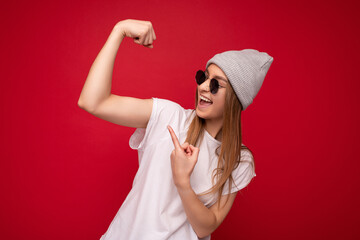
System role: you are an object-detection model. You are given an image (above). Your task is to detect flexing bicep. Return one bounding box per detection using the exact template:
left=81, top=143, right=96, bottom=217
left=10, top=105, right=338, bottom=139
left=88, top=94, right=153, bottom=128
left=209, top=192, right=238, bottom=230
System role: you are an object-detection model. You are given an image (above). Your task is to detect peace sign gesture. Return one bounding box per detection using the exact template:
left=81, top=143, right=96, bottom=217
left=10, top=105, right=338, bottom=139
left=167, top=125, right=200, bottom=188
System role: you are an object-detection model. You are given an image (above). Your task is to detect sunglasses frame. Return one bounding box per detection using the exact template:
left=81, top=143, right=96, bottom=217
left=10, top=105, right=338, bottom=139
left=195, top=70, right=225, bottom=94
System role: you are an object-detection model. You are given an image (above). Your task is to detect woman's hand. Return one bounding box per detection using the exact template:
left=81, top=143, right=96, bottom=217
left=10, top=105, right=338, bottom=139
left=167, top=125, right=200, bottom=188
left=115, top=19, right=156, bottom=48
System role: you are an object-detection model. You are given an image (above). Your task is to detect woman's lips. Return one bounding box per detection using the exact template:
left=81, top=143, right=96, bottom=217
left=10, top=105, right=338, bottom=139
left=198, top=99, right=213, bottom=108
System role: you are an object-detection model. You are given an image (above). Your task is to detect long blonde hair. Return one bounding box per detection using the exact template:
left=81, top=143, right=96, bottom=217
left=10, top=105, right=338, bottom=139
left=185, top=79, right=255, bottom=209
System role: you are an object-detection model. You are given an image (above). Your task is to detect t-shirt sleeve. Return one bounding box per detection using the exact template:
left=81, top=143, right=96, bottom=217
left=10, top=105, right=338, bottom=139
left=222, top=150, right=257, bottom=195
left=129, top=98, right=184, bottom=151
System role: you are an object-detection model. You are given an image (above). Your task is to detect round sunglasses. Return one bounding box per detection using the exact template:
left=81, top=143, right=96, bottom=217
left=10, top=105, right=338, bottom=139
left=195, top=70, right=226, bottom=94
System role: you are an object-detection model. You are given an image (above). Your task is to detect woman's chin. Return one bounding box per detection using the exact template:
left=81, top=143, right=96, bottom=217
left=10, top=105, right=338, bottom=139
left=195, top=107, right=209, bottom=119
left=196, top=107, right=224, bottom=123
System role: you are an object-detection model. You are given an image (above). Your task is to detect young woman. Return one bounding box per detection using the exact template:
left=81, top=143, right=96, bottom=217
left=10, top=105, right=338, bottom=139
left=78, top=19, right=273, bottom=240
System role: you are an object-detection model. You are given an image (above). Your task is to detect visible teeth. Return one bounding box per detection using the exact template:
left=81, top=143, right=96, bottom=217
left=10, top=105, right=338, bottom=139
left=200, top=96, right=212, bottom=103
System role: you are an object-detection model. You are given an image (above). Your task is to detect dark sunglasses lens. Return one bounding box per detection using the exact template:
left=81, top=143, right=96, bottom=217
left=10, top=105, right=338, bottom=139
left=210, top=79, right=219, bottom=94
left=195, top=70, right=205, bottom=85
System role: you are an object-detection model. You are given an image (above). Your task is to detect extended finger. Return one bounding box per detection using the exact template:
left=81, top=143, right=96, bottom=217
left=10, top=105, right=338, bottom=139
left=167, top=125, right=181, bottom=150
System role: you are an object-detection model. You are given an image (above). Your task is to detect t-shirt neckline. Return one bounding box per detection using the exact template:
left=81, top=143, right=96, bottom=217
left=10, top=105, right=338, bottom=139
left=204, top=129, right=221, bottom=145
left=203, top=129, right=246, bottom=147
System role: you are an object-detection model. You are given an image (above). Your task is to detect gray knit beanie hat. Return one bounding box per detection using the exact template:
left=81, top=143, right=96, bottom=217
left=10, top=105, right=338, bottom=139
left=206, top=49, right=274, bottom=111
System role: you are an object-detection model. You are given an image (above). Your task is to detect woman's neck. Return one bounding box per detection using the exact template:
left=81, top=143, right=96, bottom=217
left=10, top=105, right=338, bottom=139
left=215, top=128, right=223, bottom=141
left=204, top=119, right=223, bottom=141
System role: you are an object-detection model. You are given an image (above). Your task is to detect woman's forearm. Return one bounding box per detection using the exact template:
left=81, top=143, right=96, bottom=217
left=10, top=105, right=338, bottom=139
left=167, top=126, right=216, bottom=238
left=78, top=23, right=125, bottom=112
left=176, top=184, right=217, bottom=238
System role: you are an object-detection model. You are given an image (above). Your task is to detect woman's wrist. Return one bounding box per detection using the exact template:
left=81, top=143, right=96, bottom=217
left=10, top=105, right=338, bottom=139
left=174, top=178, right=191, bottom=191
left=113, top=21, right=126, bottom=39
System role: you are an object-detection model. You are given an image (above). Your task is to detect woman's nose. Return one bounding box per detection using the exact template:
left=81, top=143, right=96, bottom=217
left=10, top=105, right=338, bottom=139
left=198, top=79, right=210, bottom=92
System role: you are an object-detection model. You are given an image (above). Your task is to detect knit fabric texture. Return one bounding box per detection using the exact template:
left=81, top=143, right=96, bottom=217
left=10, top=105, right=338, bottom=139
left=206, top=49, right=274, bottom=111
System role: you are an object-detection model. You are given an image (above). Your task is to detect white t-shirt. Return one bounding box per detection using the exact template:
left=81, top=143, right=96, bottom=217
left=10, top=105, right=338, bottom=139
left=100, top=98, right=256, bottom=240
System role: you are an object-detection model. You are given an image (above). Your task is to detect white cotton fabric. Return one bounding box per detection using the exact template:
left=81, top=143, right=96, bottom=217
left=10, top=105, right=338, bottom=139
left=99, top=98, right=256, bottom=240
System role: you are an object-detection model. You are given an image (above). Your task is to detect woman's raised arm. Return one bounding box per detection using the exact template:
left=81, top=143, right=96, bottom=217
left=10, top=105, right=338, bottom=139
left=78, top=19, right=156, bottom=128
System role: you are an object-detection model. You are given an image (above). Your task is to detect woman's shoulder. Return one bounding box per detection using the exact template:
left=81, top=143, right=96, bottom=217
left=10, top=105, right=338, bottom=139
left=154, top=98, right=184, bottom=111
left=154, top=98, right=196, bottom=132
left=152, top=98, right=195, bottom=122
left=155, top=98, right=195, bottom=115
left=240, top=145, right=254, bottom=163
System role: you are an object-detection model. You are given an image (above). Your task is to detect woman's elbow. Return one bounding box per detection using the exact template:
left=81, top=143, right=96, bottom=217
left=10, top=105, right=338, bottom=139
left=197, top=231, right=212, bottom=239
left=77, top=99, right=95, bottom=113
left=77, top=99, right=88, bottom=111
left=196, top=221, right=217, bottom=238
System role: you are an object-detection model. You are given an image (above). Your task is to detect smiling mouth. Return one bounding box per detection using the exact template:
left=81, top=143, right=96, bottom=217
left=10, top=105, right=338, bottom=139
left=199, top=99, right=212, bottom=107
left=199, top=95, right=213, bottom=104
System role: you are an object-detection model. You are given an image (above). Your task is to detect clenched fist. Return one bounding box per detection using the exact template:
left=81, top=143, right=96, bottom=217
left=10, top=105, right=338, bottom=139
left=115, top=19, right=157, bottom=48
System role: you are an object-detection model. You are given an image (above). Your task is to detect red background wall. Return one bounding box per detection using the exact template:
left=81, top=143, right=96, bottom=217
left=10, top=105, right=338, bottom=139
left=1, top=0, right=359, bottom=239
